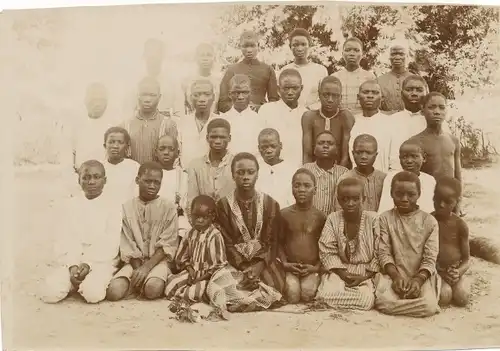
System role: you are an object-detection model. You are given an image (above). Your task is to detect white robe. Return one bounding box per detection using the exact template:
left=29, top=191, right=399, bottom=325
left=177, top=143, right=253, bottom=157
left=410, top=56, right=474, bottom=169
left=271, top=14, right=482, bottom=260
left=255, top=157, right=296, bottom=209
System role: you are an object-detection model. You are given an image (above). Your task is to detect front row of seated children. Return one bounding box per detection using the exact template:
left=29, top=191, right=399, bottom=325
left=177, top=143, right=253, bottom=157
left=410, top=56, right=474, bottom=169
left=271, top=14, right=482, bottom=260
left=42, top=155, right=471, bottom=318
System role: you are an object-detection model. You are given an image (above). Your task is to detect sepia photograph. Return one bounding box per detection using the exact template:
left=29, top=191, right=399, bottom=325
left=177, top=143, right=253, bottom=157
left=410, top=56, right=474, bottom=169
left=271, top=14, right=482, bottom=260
left=3, top=1, right=500, bottom=350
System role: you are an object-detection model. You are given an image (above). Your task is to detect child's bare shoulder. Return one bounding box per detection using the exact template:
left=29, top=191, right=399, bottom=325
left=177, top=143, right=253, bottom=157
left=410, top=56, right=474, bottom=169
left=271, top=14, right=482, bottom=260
left=452, top=213, right=469, bottom=234
left=302, top=110, right=318, bottom=121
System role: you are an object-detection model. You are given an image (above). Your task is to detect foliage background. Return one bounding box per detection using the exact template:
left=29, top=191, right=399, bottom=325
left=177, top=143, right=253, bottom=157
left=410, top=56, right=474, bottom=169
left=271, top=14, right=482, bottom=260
left=4, top=4, right=499, bottom=167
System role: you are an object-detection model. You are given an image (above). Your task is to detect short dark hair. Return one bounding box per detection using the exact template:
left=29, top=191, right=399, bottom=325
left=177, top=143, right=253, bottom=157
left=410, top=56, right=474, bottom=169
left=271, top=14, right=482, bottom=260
left=191, top=194, right=217, bottom=213
left=190, top=78, right=215, bottom=94
left=157, top=134, right=179, bottom=150
left=104, top=126, right=130, bottom=145
left=138, top=161, right=163, bottom=177
left=400, top=139, right=424, bottom=155
left=288, top=28, right=312, bottom=45
left=337, top=177, right=364, bottom=196
left=353, top=134, right=378, bottom=150
left=358, top=79, right=380, bottom=93
left=279, top=68, right=302, bottom=83
left=207, top=118, right=231, bottom=134
left=343, top=37, right=363, bottom=50
left=402, top=74, right=428, bottom=92
left=319, top=76, right=342, bottom=91
left=258, top=128, right=280, bottom=142
left=79, top=159, right=105, bottom=176
left=435, top=176, right=461, bottom=198
left=292, top=168, right=316, bottom=186
left=229, top=74, right=251, bottom=90
left=315, top=130, right=337, bottom=143
left=422, top=92, right=447, bottom=108
left=391, top=171, right=421, bottom=195
left=240, top=30, right=259, bottom=43
left=231, top=152, right=259, bottom=173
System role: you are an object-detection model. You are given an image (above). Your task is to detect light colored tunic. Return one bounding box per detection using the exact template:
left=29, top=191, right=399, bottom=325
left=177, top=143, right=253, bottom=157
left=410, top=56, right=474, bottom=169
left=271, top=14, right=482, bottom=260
left=159, top=167, right=190, bottom=237
left=349, top=112, right=393, bottom=172
left=332, top=67, right=376, bottom=115
left=72, top=115, right=113, bottom=169
left=178, top=113, right=217, bottom=168
left=376, top=70, right=413, bottom=112
left=281, top=61, right=328, bottom=110
left=317, top=210, right=379, bottom=310
left=180, top=72, right=222, bottom=115
left=375, top=208, right=440, bottom=317
left=258, top=100, right=307, bottom=168
left=255, top=156, right=296, bottom=209
left=378, top=170, right=436, bottom=214
left=220, top=107, right=263, bottom=155
left=103, top=158, right=139, bottom=206
left=334, top=168, right=387, bottom=212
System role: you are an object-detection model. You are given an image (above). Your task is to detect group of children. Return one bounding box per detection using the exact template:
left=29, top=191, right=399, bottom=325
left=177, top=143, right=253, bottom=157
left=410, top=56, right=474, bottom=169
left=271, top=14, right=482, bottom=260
left=42, top=28, right=475, bottom=319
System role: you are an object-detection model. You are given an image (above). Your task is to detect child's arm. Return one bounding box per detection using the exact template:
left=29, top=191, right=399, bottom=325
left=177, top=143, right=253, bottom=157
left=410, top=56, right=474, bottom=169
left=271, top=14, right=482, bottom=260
left=217, top=68, right=235, bottom=114
left=457, top=217, right=470, bottom=277
left=174, top=234, right=191, bottom=271
left=366, top=216, right=381, bottom=275
left=340, top=110, right=355, bottom=168
left=453, top=135, right=462, bottom=184
left=417, top=217, right=439, bottom=279
left=120, top=206, right=144, bottom=264
left=215, top=201, right=247, bottom=269
left=154, top=203, right=180, bottom=263
left=301, top=111, right=314, bottom=164
left=195, top=231, right=228, bottom=283
left=318, top=215, right=347, bottom=274
left=266, top=66, right=279, bottom=103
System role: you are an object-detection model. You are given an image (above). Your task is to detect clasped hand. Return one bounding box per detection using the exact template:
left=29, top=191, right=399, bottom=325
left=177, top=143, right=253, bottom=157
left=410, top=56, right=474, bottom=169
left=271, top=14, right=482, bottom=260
left=392, top=276, right=424, bottom=299
left=284, top=262, right=317, bottom=277
left=69, top=263, right=90, bottom=287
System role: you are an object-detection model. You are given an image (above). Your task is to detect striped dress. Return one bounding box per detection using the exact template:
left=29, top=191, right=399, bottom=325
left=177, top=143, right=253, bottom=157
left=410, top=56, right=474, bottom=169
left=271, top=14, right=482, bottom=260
left=316, top=210, right=380, bottom=310
left=303, top=162, right=349, bottom=216
left=165, top=225, right=227, bottom=302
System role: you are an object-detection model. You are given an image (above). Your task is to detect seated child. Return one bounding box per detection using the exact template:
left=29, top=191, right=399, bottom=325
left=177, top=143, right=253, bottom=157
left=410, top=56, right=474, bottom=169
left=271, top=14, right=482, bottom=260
left=280, top=168, right=326, bottom=303
left=303, top=131, right=349, bottom=216
left=335, top=134, right=386, bottom=212
left=106, top=162, right=179, bottom=301
left=102, top=127, right=139, bottom=205
left=378, top=140, right=436, bottom=214
left=41, top=160, right=121, bottom=304
left=256, top=128, right=296, bottom=209
left=374, top=171, right=440, bottom=318
left=316, top=177, right=379, bottom=310
left=432, top=177, right=470, bottom=307
left=165, top=195, right=227, bottom=302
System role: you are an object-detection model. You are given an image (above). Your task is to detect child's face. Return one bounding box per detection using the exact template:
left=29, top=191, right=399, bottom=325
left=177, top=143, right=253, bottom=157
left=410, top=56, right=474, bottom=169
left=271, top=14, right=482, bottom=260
left=337, top=184, right=363, bottom=214
left=319, top=82, right=342, bottom=113
left=389, top=46, right=406, bottom=69
left=206, top=127, right=230, bottom=152
left=399, top=144, right=425, bottom=173
left=290, top=35, right=309, bottom=60
left=156, top=136, right=178, bottom=167
left=79, top=165, right=106, bottom=198
left=402, top=79, right=426, bottom=109
left=314, top=133, right=337, bottom=160
left=138, top=83, right=161, bottom=113
left=191, top=203, right=214, bottom=231
left=357, top=82, right=382, bottom=110
left=391, top=180, right=420, bottom=213
left=105, top=132, right=127, bottom=161
left=232, top=159, right=258, bottom=190
left=85, top=96, right=108, bottom=118
left=343, top=40, right=362, bottom=66
left=240, top=38, right=258, bottom=60
left=191, top=83, right=214, bottom=113
left=433, top=184, right=458, bottom=217
left=136, top=169, right=162, bottom=201
left=353, top=140, right=378, bottom=168
left=423, top=95, right=447, bottom=128
left=258, top=133, right=282, bottom=164
left=292, top=173, right=316, bottom=205
left=279, top=75, right=303, bottom=105
left=196, top=47, right=215, bottom=70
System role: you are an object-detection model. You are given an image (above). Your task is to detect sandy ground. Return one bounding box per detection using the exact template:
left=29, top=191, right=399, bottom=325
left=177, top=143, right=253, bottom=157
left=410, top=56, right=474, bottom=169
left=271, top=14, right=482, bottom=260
left=3, top=164, right=500, bottom=351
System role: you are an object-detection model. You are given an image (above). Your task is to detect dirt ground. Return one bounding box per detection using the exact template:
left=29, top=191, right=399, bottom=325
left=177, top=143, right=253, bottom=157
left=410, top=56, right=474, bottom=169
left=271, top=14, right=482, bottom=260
left=3, top=164, right=500, bottom=351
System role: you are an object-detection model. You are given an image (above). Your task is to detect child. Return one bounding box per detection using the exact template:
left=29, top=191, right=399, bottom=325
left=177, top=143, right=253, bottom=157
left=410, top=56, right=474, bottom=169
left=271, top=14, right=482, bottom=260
left=302, top=76, right=355, bottom=167
left=317, top=177, right=379, bottom=310
left=303, top=131, right=349, bottom=216
left=218, top=30, right=279, bottom=113
left=106, top=162, right=179, bottom=301
left=259, top=68, right=307, bottom=167
left=220, top=74, right=264, bottom=155
left=378, top=140, right=436, bottom=214
left=349, top=80, right=392, bottom=172
left=102, top=126, right=139, bottom=205
left=375, top=171, right=440, bottom=318
left=281, top=28, right=328, bottom=110
left=165, top=195, right=227, bottom=302
left=335, top=134, right=386, bottom=212
left=155, top=135, right=190, bottom=237
left=332, top=37, right=376, bottom=115
left=41, top=160, right=121, bottom=304
left=280, top=168, right=326, bottom=303
left=255, top=128, right=296, bottom=208
left=432, top=177, right=470, bottom=307
left=186, top=118, right=235, bottom=220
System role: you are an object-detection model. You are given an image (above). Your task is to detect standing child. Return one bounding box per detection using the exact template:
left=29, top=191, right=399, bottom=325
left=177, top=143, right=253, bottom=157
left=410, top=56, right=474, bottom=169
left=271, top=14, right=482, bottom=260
left=378, top=140, right=436, bottom=214
left=256, top=128, right=296, bottom=209
left=102, top=127, right=139, bottom=205
left=280, top=168, right=326, bottom=303
left=375, top=171, right=440, bottom=318
left=335, top=134, right=386, bottom=212
left=41, top=160, right=121, bottom=304
left=317, top=178, right=379, bottom=310
left=432, top=177, right=470, bottom=307
left=106, top=162, right=178, bottom=301
left=302, top=76, right=355, bottom=167
left=303, top=131, right=349, bottom=216
left=218, top=30, right=279, bottom=113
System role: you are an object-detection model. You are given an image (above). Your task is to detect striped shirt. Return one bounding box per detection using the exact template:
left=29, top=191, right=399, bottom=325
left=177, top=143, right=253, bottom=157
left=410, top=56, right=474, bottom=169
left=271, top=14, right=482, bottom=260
left=332, top=67, right=376, bottom=115
left=334, top=168, right=387, bottom=212
left=186, top=152, right=235, bottom=219
left=122, top=110, right=178, bottom=165
left=303, top=162, right=349, bottom=216
left=376, top=70, right=413, bottom=113
left=319, top=210, right=380, bottom=276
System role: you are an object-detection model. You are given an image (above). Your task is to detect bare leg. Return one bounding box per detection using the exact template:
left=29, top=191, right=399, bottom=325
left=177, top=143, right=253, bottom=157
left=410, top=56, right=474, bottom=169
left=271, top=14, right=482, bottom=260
left=452, top=276, right=470, bottom=307
left=143, top=278, right=166, bottom=300
left=106, top=277, right=129, bottom=301
left=439, top=279, right=453, bottom=307
left=285, top=272, right=301, bottom=304
left=300, top=273, right=320, bottom=303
